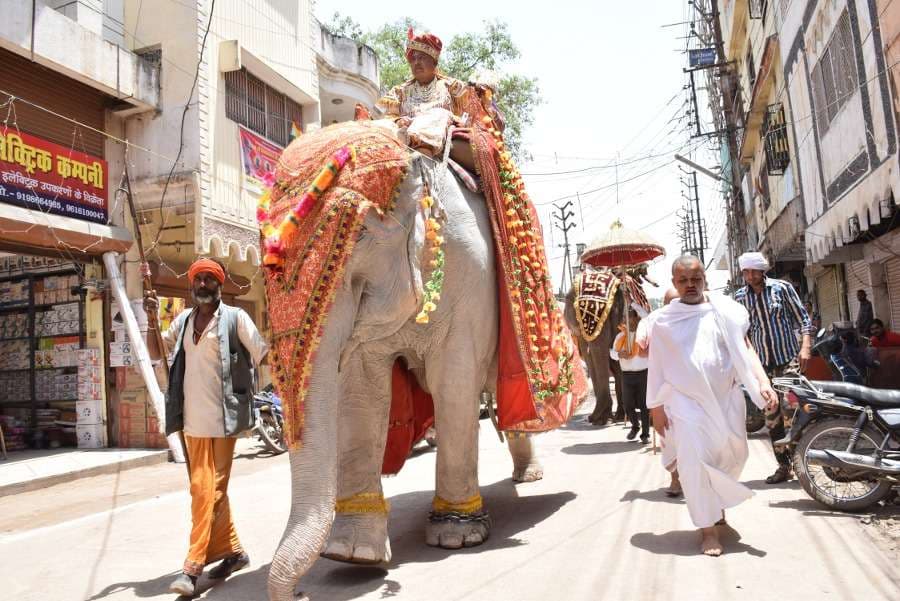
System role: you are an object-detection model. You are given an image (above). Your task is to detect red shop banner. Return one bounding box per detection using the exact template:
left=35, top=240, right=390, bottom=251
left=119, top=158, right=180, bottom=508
left=0, top=130, right=108, bottom=224
left=238, top=125, right=282, bottom=193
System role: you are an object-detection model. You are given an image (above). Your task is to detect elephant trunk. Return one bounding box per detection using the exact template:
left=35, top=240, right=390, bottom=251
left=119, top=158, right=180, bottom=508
left=268, top=300, right=351, bottom=600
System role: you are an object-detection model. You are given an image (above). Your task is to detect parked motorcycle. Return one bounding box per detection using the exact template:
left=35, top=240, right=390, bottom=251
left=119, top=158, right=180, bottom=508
left=772, top=374, right=900, bottom=511
left=745, top=389, right=765, bottom=433
left=252, top=385, right=286, bottom=454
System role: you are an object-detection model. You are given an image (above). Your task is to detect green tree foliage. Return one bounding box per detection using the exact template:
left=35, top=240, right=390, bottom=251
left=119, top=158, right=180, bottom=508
left=323, top=15, right=541, bottom=158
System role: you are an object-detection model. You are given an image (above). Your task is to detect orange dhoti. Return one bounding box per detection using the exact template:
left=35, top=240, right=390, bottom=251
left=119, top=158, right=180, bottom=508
left=182, top=435, right=244, bottom=576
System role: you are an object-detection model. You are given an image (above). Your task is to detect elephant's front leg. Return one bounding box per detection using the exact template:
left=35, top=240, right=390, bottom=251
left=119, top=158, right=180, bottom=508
left=322, top=353, right=393, bottom=564
left=425, top=356, right=491, bottom=549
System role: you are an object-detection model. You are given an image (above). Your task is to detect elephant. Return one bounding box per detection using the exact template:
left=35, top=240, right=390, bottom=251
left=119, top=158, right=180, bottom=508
left=564, top=270, right=626, bottom=425
left=263, top=123, right=566, bottom=600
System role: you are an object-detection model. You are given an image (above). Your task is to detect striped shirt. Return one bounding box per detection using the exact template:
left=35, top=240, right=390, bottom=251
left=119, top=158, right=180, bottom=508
left=734, top=278, right=814, bottom=368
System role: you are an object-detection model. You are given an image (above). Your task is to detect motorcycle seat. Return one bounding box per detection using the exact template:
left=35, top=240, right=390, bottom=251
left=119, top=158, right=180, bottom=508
left=813, top=381, right=900, bottom=408
left=878, top=408, right=900, bottom=430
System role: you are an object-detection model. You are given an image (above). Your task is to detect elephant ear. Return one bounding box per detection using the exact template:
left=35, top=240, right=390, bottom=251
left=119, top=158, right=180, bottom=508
left=262, top=121, right=410, bottom=450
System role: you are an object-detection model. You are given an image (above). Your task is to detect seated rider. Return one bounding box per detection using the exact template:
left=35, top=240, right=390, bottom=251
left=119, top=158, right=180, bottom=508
left=377, top=29, right=503, bottom=162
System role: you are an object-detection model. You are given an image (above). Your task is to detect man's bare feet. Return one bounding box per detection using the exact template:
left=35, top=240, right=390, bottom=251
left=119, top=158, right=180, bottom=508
left=665, top=471, right=683, bottom=497
left=700, top=527, right=722, bottom=556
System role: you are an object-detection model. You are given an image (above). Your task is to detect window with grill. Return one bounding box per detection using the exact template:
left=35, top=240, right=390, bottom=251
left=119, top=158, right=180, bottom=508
left=810, top=10, right=858, bottom=135
left=224, top=68, right=302, bottom=146
left=763, top=103, right=790, bottom=175
left=749, top=0, right=767, bottom=19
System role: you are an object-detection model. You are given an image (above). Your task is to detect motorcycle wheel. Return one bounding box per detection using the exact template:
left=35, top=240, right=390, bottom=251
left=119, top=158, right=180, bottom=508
left=257, top=411, right=287, bottom=455
left=793, top=418, right=893, bottom=512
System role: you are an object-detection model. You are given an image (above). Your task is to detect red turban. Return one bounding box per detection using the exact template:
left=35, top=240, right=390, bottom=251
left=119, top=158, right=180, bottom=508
left=406, top=28, right=442, bottom=63
left=188, top=258, right=225, bottom=285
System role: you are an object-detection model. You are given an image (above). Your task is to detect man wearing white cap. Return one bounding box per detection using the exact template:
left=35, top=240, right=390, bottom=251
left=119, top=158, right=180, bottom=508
left=733, top=252, right=813, bottom=484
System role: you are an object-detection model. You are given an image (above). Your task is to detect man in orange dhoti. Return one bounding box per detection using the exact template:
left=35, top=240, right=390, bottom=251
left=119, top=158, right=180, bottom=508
left=146, top=258, right=268, bottom=596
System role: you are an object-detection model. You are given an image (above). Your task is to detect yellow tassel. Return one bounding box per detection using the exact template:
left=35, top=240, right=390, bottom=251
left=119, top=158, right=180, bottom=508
left=432, top=494, right=483, bottom=514
left=335, top=492, right=390, bottom=515
left=423, top=301, right=437, bottom=312
left=416, top=312, right=429, bottom=324
left=421, top=195, right=434, bottom=209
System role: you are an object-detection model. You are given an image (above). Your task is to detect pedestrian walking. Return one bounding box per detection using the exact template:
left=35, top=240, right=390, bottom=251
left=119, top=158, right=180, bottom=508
left=856, top=290, right=874, bottom=337
left=610, top=307, right=649, bottom=444
left=646, top=255, right=776, bottom=556
left=145, top=257, right=268, bottom=596
left=733, top=252, right=813, bottom=484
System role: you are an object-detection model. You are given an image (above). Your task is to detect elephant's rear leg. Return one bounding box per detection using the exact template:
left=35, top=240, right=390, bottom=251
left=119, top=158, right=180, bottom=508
left=322, top=352, right=393, bottom=564
left=508, top=434, right=543, bottom=482
left=424, top=351, right=491, bottom=549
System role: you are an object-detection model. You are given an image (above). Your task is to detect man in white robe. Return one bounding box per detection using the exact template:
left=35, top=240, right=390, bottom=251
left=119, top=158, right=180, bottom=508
left=646, top=256, right=777, bottom=556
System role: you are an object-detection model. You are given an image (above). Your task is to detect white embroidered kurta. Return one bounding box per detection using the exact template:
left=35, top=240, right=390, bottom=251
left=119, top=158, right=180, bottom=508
left=646, top=295, right=766, bottom=528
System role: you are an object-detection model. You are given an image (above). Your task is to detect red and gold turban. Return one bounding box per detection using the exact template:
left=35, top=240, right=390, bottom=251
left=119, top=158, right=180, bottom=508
left=188, top=258, right=225, bottom=285
left=405, top=28, right=442, bottom=63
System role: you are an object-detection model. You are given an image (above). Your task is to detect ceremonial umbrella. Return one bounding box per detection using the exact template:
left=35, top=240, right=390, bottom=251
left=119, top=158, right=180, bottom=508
left=580, top=220, right=666, bottom=448
left=580, top=220, right=666, bottom=268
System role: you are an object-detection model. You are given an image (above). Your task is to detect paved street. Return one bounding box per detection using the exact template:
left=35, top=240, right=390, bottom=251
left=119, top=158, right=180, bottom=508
left=3, top=401, right=899, bottom=601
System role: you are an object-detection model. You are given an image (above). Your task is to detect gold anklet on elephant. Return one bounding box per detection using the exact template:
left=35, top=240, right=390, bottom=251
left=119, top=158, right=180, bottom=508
left=334, top=492, right=390, bottom=515
left=431, top=494, right=483, bottom=515
left=428, top=494, right=491, bottom=530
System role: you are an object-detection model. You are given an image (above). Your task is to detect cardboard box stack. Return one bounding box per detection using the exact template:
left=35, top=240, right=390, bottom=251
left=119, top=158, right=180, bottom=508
left=76, top=349, right=106, bottom=448
left=0, top=279, right=28, bottom=306
left=0, top=339, right=30, bottom=370
left=0, top=370, right=30, bottom=402
left=34, top=274, right=80, bottom=305
left=116, top=366, right=166, bottom=449
left=0, top=413, right=28, bottom=451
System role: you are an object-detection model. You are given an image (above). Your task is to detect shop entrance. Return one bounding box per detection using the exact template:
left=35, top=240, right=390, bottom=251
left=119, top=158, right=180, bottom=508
left=0, top=253, right=95, bottom=453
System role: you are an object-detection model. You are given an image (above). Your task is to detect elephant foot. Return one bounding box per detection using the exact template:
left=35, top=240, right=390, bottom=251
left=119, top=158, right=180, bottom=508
left=587, top=409, right=610, bottom=425
left=512, top=461, right=544, bottom=482
left=426, top=510, right=491, bottom=549
left=322, top=512, right=391, bottom=564
left=507, top=435, right=543, bottom=483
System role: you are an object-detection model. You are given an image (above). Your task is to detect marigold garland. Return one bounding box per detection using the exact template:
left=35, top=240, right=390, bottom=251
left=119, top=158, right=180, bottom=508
left=256, top=144, right=356, bottom=270
left=480, top=113, right=578, bottom=402
left=416, top=189, right=444, bottom=324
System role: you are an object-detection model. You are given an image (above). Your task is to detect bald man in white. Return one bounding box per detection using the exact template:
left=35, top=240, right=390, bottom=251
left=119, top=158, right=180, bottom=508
left=645, top=256, right=777, bottom=556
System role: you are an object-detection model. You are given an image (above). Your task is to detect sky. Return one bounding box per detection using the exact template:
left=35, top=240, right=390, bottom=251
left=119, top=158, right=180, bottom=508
left=314, top=0, right=731, bottom=297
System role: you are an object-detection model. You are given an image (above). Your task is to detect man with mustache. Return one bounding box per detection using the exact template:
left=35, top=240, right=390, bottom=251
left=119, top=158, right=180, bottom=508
left=145, top=258, right=268, bottom=596
left=645, top=255, right=776, bottom=556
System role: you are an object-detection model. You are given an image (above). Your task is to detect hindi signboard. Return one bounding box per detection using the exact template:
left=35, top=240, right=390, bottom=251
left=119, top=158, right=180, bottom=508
left=0, top=130, right=108, bottom=224
left=689, top=48, right=717, bottom=68
left=238, top=126, right=283, bottom=193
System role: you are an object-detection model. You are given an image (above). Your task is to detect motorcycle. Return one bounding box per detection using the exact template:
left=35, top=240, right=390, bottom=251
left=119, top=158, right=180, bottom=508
left=770, top=325, right=900, bottom=511
left=252, top=385, right=286, bottom=454
left=745, top=389, right=765, bottom=433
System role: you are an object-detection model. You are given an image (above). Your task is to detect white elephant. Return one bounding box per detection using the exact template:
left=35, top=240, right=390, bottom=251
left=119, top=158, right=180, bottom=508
left=263, top=122, right=567, bottom=600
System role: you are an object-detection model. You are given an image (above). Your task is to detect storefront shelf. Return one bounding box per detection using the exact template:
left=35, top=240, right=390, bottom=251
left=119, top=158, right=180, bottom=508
left=0, top=304, right=29, bottom=313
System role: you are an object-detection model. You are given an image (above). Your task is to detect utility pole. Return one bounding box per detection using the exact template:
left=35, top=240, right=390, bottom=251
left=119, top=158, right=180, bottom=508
left=684, top=0, right=748, bottom=287
left=676, top=167, right=708, bottom=263
left=552, top=201, right=577, bottom=296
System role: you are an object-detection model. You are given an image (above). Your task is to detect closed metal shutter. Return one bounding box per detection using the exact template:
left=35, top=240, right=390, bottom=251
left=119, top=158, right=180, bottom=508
left=816, top=268, right=841, bottom=328
left=885, top=258, right=900, bottom=330
left=846, top=260, right=874, bottom=326
left=0, top=48, right=106, bottom=157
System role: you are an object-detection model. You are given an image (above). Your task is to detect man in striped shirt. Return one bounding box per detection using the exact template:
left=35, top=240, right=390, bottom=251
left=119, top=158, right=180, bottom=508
left=734, top=252, right=814, bottom=484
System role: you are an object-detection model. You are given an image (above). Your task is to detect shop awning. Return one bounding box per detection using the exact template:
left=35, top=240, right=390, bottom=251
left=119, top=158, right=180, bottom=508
left=0, top=201, right=132, bottom=256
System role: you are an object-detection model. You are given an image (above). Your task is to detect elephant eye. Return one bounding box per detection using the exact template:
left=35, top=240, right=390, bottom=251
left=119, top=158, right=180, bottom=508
left=357, top=225, right=368, bottom=240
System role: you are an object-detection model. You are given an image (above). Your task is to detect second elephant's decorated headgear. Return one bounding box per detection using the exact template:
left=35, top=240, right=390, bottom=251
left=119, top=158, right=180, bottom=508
left=406, top=28, right=442, bottom=63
